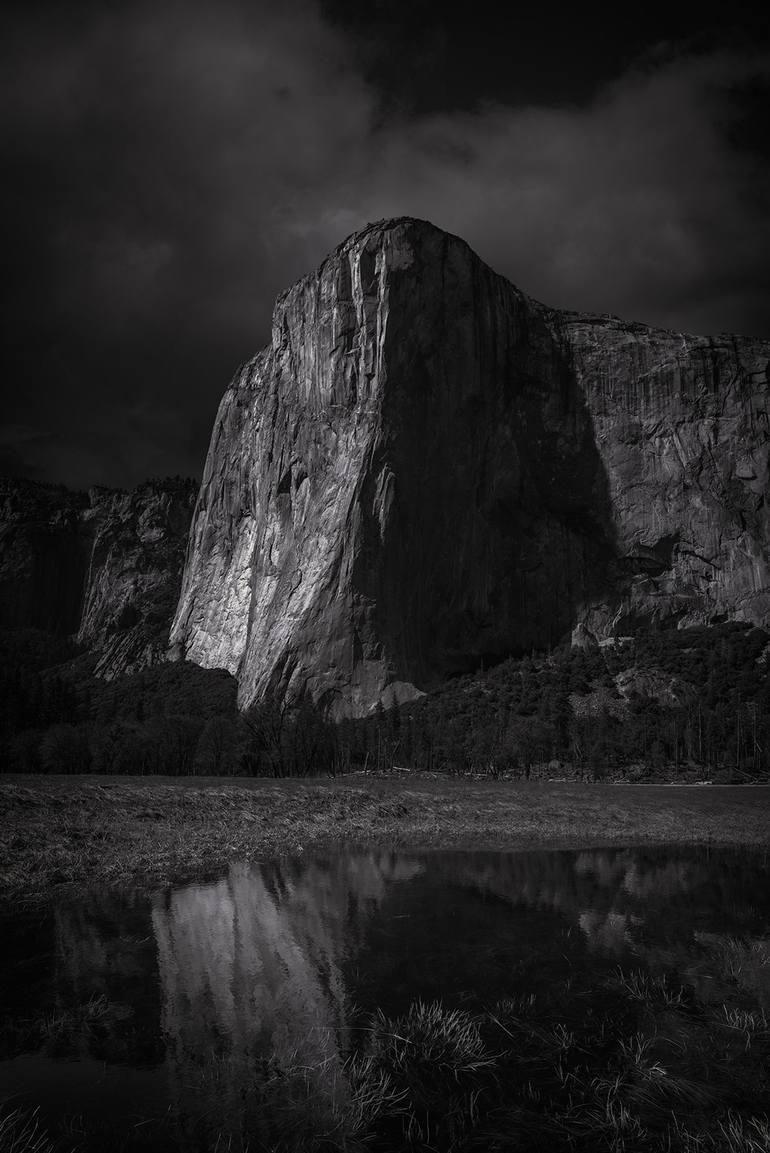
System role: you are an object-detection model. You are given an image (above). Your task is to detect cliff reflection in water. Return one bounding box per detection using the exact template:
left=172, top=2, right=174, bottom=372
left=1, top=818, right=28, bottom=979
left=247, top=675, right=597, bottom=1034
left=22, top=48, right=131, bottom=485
left=443, top=847, right=770, bottom=968
left=147, top=847, right=770, bottom=1116
left=8, top=844, right=769, bottom=1146
left=150, top=852, right=423, bottom=1130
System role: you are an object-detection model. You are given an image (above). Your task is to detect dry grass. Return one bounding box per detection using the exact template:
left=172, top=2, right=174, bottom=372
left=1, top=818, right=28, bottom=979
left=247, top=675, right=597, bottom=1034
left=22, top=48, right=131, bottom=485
left=0, top=1106, right=57, bottom=1153
left=1, top=774, right=769, bottom=905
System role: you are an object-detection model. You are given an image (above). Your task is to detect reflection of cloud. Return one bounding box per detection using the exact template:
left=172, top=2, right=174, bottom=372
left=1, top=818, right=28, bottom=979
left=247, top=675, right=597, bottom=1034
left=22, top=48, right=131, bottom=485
left=151, top=853, right=423, bottom=1130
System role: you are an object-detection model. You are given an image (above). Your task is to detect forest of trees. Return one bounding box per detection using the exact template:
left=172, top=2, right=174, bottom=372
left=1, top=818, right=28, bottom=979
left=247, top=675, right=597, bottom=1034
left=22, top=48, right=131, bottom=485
left=384, top=623, right=770, bottom=781
left=1, top=621, right=769, bottom=781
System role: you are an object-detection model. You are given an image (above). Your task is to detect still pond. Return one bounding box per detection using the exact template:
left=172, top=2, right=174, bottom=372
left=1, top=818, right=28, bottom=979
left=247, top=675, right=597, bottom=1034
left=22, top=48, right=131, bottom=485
left=2, top=845, right=770, bottom=1151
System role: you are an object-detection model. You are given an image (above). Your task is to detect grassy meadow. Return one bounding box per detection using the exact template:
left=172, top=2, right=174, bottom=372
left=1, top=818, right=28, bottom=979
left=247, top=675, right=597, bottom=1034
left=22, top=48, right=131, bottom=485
left=2, top=773, right=770, bottom=905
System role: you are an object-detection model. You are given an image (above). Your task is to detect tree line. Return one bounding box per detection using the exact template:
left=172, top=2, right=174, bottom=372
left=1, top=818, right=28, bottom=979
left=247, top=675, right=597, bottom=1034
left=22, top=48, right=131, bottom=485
left=1, top=622, right=768, bottom=781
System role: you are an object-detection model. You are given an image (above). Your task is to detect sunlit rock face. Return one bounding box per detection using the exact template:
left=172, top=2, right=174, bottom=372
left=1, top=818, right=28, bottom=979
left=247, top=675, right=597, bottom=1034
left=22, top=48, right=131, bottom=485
left=171, top=217, right=770, bottom=715
left=0, top=477, right=196, bottom=676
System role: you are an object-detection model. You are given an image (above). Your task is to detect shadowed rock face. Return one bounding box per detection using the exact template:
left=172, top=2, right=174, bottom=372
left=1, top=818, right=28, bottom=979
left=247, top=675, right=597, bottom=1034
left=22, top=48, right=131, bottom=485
left=171, top=217, right=770, bottom=716
left=559, top=314, right=770, bottom=639
left=0, top=477, right=196, bottom=677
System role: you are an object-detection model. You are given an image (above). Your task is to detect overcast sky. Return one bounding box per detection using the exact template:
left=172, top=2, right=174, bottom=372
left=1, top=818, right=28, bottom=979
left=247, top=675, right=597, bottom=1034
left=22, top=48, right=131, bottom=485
left=1, top=0, right=768, bottom=488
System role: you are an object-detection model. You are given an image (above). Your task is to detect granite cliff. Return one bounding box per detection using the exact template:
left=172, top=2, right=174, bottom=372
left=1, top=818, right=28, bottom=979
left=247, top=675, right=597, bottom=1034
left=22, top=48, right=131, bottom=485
left=170, top=218, right=770, bottom=716
left=0, top=477, right=196, bottom=677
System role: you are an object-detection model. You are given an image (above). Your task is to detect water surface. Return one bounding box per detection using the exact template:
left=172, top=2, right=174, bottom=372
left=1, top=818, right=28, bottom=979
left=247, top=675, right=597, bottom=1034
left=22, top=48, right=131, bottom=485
left=2, top=845, right=769, bottom=1148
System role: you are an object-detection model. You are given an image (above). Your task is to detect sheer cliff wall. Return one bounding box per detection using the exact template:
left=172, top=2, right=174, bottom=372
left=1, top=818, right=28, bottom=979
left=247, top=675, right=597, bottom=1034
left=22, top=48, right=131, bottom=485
left=0, top=478, right=196, bottom=677
left=168, top=218, right=770, bottom=716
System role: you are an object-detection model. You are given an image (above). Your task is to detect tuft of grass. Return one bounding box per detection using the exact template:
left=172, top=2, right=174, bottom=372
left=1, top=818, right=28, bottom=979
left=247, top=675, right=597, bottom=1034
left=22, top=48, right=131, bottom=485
left=367, top=1000, right=494, bottom=1083
left=41, top=993, right=112, bottom=1037
left=364, top=1001, right=497, bottom=1148
left=609, top=967, right=686, bottom=1008
left=494, top=991, right=538, bottom=1019
left=169, top=1043, right=407, bottom=1153
left=716, top=1113, right=770, bottom=1153
left=0, top=1105, right=57, bottom=1153
left=37, top=996, right=133, bottom=1061
left=675, top=1112, right=770, bottom=1152
left=716, top=1005, right=769, bottom=1051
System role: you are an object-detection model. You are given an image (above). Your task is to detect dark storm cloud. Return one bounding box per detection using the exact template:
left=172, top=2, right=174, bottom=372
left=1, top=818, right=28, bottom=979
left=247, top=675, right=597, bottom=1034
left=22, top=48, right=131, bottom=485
left=360, top=51, right=770, bottom=334
left=1, top=1, right=768, bottom=487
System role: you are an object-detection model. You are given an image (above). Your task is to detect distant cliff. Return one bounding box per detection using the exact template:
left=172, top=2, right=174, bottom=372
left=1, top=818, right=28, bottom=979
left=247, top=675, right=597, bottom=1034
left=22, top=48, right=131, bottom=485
left=0, top=477, right=196, bottom=677
left=170, top=217, right=770, bottom=716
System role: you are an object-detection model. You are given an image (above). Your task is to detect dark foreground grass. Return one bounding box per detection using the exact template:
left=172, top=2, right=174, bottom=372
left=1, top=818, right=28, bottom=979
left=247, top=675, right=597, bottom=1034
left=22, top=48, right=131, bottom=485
left=6, top=944, right=770, bottom=1152
left=2, top=774, right=770, bottom=905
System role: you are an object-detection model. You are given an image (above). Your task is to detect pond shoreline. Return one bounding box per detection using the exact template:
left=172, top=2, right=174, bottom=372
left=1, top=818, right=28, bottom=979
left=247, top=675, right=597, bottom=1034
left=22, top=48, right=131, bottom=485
left=2, top=773, right=770, bottom=906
